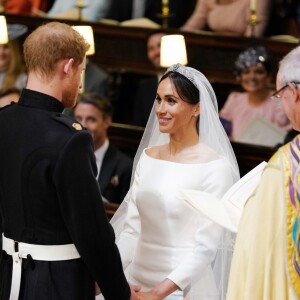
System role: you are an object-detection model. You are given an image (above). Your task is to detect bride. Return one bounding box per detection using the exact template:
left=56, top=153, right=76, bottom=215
left=111, top=64, right=239, bottom=299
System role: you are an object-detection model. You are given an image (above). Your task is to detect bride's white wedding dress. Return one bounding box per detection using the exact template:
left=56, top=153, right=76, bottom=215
left=117, top=150, right=234, bottom=299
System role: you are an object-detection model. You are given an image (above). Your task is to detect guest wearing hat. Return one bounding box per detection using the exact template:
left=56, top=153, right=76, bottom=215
left=0, top=24, right=28, bottom=94
left=219, top=45, right=291, bottom=140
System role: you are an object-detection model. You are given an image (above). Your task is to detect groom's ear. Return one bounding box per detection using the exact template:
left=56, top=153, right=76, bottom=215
left=63, top=58, right=74, bottom=75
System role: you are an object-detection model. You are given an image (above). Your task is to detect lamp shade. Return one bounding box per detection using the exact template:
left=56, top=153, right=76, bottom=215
left=0, top=16, right=8, bottom=44
left=72, top=25, right=95, bottom=56
left=160, top=34, right=188, bottom=67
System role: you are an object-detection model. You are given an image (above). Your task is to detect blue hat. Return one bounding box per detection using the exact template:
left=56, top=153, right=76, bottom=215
left=234, top=46, right=269, bottom=75
left=7, top=24, right=28, bottom=41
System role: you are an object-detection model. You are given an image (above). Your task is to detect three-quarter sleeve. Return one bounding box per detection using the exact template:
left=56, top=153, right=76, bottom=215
left=167, top=218, right=223, bottom=290
left=167, top=162, right=234, bottom=290
left=117, top=160, right=142, bottom=270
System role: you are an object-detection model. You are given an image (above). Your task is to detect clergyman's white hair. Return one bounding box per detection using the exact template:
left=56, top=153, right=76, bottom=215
left=278, top=46, right=300, bottom=86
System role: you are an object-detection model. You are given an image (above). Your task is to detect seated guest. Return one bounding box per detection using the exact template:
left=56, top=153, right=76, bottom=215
left=47, top=0, right=111, bottom=21
left=85, top=59, right=109, bottom=97
left=74, top=93, right=133, bottom=205
left=181, top=0, right=271, bottom=37
left=106, top=0, right=196, bottom=28
left=133, top=29, right=166, bottom=127
left=219, top=45, right=291, bottom=140
left=0, top=87, right=20, bottom=108
left=0, top=24, right=28, bottom=92
left=2, top=0, right=48, bottom=15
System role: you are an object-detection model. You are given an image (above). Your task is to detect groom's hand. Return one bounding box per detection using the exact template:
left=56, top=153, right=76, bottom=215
left=95, top=282, right=101, bottom=296
left=136, top=291, right=160, bottom=300
left=130, top=284, right=141, bottom=300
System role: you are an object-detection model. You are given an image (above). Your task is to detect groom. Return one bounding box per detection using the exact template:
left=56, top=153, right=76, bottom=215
left=0, top=22, right=138, bottom=300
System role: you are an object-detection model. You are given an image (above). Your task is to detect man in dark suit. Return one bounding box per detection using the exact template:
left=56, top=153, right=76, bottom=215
left=85, top=59, right=109, bottom=97
left=0, top=22, right=138, bottom=300
left=74, top=94, right=133, bottom=205
left=133, top=29, right=166, bottom=127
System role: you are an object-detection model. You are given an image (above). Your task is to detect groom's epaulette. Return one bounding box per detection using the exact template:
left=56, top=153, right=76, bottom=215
left=0, top=101, right=16, bottom=111
left=50, top=113, right=84, bottom=132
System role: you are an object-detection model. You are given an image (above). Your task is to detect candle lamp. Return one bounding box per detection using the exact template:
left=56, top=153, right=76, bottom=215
left=0, top=0, right=6, bottom=14
left=76, top=0, right=86, bottom=21
left=247, top=9, right=260, bottom=38
left=160, top=35, right=188, bottom=67
left=247, top=0, right=259, bottom=38
left=72, top=25, right=95, bottom=94
left=249, top=9, right=257, bottom=37
left=0, top=16, right=8, bottom=44
left=162, top=0, right=169, bottom=16
left=157, top=0, right=174, bottom=29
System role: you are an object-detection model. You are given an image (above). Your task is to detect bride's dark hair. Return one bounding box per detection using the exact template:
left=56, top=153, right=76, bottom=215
left=159, top=71, right=199, bottom=105
left=160, top=71, right=200, bottom=133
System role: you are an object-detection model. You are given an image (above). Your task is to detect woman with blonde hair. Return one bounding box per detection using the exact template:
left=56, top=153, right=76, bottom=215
left=0, top=24, right=27, bottom=92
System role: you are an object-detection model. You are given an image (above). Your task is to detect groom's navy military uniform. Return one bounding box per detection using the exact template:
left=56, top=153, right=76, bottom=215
left=0, top=89, right=130, bottom=300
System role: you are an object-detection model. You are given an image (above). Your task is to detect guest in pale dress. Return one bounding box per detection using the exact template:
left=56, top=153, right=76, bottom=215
left=219, top=45, right=291, bottom=140
left=181, top=0, right=271, bottom=37
left=0, top=24, right=28, bottom=92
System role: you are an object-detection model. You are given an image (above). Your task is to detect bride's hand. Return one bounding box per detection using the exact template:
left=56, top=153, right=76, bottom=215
left=137, top=291, right=161, bottom=300
left=138, top=279, right=178, bottom=300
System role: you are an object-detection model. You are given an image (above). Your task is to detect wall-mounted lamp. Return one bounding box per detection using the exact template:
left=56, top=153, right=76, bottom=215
left=72, top=25, right=95, bottom=56
left=160, top=34, right=188, bottom=68
left=0, top=16, right=8, bottom=44
left=72, top=25, right=95, bottom=93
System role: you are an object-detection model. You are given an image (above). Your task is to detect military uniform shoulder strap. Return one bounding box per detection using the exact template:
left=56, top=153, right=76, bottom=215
left=50, top=113, right=84, bottom=132
left=0, top=101, right=17, bottom=111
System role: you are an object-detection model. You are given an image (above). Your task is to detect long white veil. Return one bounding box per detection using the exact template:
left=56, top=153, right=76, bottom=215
left=111, top=63, right=240, bottom=299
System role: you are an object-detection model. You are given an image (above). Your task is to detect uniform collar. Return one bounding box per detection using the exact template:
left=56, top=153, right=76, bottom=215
left=18, top=89, right=64, bottom=113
